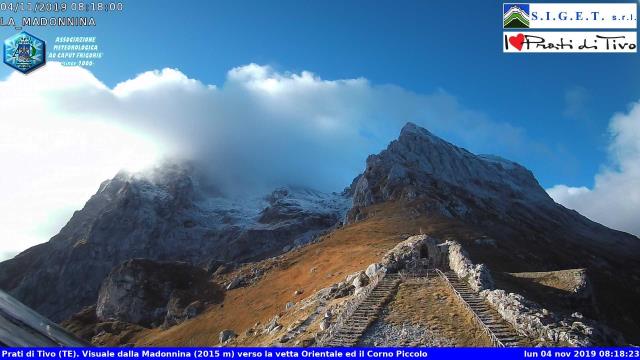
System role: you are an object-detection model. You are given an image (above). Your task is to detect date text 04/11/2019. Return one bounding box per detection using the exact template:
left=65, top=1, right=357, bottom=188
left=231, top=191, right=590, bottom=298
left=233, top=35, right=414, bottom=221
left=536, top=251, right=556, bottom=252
left=0, top=2, right=124, bottom=12
left=524, top=349, right=640, bottom=358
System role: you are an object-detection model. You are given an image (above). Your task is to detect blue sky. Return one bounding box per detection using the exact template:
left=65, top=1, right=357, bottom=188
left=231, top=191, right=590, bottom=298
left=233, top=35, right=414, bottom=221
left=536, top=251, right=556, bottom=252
left=2, top=0, right=637, bottom=188
left=1, top=0, right=639, bottom=256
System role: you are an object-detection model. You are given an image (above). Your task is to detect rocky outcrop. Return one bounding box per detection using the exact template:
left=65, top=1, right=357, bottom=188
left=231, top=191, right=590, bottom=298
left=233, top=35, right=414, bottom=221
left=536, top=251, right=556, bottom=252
left=347, top=122, right=551, bottom=222
left=481, top=289, right=624, bottom=346
left=96, top=259, right=224, bottom=328
left=219, top=329, right=237, bottom=344
left=377, top=235, right=447, bottom=272
left=0, top=163, right=349, bottom=321
left=444, top=240, right=624, bottom=346
left=344, top=122, right=640, bottom=342
left=446, top=241, right=494, bottom=292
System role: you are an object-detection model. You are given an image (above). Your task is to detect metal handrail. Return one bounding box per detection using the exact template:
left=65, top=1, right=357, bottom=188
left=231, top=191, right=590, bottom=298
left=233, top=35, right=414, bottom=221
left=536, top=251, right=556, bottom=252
left=434, top=269, right=505, bottom=348
left=317, top=268, right=388, bottom=346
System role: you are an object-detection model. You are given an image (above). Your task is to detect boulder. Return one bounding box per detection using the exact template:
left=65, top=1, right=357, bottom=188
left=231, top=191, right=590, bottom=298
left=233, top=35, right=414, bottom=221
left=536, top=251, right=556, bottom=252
left=219, top=329, right=237, bottom=344
left=263, top=315, right=281, bottom=334
left=164, top=295, right=205, bottom=328
left=96, top=259, right=223, bottom=327
left=327, top=283, right=355, bottom=299
left=319, top=318, right=330, bottom=331
left=285, top=302, right=294, bottom=310
left=365, top=263, right=383, bottom=277
left=351, top=272, right=370, bottom=289
left=226, top=275, right=244, bottom=290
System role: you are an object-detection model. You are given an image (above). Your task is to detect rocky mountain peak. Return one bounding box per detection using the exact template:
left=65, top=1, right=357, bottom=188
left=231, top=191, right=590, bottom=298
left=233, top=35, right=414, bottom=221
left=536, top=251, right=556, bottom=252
left=350, top=123, right=553, bottom=221
left=398, top=121, right=445, bottom=144
left=0, top=162, right=348, bottom=321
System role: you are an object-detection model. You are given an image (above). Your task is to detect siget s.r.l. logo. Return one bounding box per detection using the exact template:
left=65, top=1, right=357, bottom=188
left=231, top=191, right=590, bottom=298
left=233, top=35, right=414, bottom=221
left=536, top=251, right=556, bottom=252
left=3, top=31, right=46, bottom=74
left=504, top=3, right=530, bottom=28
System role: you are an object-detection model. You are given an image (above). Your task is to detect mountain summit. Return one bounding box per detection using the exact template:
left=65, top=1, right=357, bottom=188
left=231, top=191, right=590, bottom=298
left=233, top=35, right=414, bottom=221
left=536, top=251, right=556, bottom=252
left=0, top=163, right=349, bottom=321
left=347, top=122, right=640, bottom=341
left=0, top=122, right=638, bottom=343
left=350, top=122, right=550, bottom=220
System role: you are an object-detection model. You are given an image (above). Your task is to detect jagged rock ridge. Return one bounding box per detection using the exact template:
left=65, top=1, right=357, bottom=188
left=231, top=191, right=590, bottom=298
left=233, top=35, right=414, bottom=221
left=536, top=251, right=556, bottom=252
left=350, top=122, right=554, bottom=220
left=348, top=122, right=640, bottom=342
left=1, top=121, right=639, bottom=344
left=0, top=163, right=349, bottom=321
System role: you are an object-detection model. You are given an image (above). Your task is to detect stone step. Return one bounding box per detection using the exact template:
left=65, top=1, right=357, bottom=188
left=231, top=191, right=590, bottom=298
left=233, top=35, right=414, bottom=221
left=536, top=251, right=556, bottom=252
left=470, top=307, right=488, bottom=311
left=333, top=335, right=359, bottom=340
left=487, top=325, right=511, bottom=332
left=470, top=308, right=489, bottom=312
left=332, top=338, right=358, bottom=343
left=355, top=307, right=381, bottom=310
left=346, top=323, right=370, bottom=328
left=321, top=274, right=402, bottom=346
left=335, top=339, right=358, bottom=343
left=441, top=271, right=525, bottom=348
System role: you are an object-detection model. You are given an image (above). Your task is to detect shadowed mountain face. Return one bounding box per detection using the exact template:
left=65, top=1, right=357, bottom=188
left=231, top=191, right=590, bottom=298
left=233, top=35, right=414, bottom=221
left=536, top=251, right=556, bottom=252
left=0, top=163, right=349, bottom=322
left=348, top=123, right=640, bottom=341
left=0, top=122, right=638, bottom=342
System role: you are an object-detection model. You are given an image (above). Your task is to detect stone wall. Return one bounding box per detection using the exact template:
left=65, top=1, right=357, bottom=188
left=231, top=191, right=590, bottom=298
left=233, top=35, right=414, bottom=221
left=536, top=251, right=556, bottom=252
left=446, top=241, right=494, bottom=292
left=444, top=240, right=624, bottom=346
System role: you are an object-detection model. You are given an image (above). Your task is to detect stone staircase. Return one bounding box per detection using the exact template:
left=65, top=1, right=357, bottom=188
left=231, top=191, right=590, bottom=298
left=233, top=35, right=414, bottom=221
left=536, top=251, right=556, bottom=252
left=323, top=273, right=401, bottom=347
left=441, top=270, right=523, bottom=347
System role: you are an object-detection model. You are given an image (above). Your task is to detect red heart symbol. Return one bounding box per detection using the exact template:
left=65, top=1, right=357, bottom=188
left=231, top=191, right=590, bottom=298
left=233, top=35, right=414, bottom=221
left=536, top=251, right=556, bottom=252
left=509, top=33, right=525, bottom=51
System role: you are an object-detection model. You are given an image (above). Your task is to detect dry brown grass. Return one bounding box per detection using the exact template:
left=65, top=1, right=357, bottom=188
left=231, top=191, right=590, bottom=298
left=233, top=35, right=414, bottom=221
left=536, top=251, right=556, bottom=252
left=127, top=202, right=473, bottom=346
left=385, top=280, right=493, bottom=346
left=505, top=269, right=585, bottom=293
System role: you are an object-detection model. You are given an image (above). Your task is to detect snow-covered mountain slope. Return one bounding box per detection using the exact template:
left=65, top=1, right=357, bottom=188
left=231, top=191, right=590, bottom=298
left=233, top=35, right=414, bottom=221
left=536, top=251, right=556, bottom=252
left=0, top=163, right=350, bottom=322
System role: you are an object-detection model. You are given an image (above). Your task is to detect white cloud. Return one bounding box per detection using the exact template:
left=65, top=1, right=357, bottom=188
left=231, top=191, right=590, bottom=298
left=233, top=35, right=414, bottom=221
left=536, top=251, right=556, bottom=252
left=0, top=64, right=164, bottom=260
left=548, top=101, right=640, bottom=237
left=0, top=62, right=533, bottom=259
